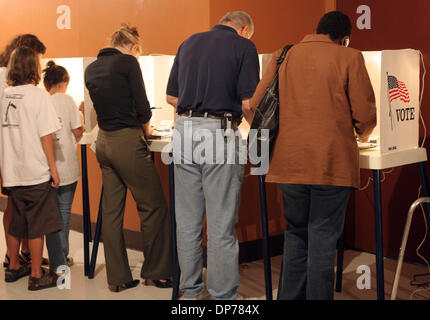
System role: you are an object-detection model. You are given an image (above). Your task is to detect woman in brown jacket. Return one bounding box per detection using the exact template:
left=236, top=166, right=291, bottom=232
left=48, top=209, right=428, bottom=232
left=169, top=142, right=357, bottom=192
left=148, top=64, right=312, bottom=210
left=250, top=11, right=376, bottom=300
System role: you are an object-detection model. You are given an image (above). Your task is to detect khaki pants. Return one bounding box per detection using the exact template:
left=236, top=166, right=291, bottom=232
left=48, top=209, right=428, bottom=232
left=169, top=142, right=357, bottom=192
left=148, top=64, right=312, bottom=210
left=96, top=127, right=172, bottom=285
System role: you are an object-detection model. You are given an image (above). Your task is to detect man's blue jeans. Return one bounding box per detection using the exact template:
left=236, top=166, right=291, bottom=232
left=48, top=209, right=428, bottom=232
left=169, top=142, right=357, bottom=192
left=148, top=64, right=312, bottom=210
left=173, top=116, right=244, bottom=300
left=277, top=183, right=352, bottom=300
left=45, top=182, right=77, bottom=271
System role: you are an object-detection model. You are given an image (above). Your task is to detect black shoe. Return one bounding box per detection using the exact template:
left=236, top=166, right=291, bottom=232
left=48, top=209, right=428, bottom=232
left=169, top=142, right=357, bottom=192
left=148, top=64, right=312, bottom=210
left=144, top=278, right=173, bottom=288
left=108, top=279, right=140, bottom=293
left=5, top=264, right=31, bottom=282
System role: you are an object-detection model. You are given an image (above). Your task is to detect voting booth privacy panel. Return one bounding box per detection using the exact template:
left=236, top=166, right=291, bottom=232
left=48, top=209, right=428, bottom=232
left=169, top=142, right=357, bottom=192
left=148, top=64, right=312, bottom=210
left=362, top=49, right=421, bottom=153
left=41, top=50, right=421, bottom=151
left=40, top=56, right=177, bottom=132
left=41, top=54, right=268, bottom=134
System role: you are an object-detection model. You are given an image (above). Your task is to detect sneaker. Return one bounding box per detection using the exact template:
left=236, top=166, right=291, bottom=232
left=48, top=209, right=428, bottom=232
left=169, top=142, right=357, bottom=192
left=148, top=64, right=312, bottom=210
left=5, top=264, right=31, bottom=282
left=28, top=268, right=59, bottom=291
left=180, top=289, right=212, bottom=300
left=66, top=257, right=74, bottom=267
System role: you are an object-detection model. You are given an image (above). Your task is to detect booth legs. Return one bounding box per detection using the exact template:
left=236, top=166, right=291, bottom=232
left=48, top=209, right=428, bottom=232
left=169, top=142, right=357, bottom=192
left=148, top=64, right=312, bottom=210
left=169, top=156, right=181, bottom=300
left=81, top=145, right=92, bottom=276
left=258, top=175, right=273, bottom=300
left=88, top=187, right=103, bottom=279
left=373, top=169, right=385, bottom=300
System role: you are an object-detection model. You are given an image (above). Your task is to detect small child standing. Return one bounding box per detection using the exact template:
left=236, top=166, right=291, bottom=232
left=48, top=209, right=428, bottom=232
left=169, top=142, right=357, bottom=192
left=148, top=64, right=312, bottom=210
left=0, top=46, right=62, bottom=290
left=42, top=61, right=83, bottom=268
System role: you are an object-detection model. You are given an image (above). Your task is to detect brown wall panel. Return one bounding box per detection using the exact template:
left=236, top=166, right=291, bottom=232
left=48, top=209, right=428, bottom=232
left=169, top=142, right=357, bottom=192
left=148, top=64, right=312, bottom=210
left=210, top=0, right=327, bottom=54
left=0, top=0, right=210, bottom=57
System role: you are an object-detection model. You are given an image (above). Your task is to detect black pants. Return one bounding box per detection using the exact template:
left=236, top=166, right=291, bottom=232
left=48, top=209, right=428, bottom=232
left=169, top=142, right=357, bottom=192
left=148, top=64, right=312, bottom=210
left=277, top=184, right=352, bottom=300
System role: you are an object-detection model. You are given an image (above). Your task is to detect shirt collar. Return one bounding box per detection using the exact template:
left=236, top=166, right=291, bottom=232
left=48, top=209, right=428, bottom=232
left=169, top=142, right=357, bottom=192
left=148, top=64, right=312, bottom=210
left=98, top=47, right=122, bottom=57
left=212, top=24, right=238, bottom=34
left=300, top=34, right=335, bottom=44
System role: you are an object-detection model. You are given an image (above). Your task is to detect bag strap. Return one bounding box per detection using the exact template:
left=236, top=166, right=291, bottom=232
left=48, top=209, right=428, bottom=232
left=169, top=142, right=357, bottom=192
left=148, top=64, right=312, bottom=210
left=275, top=44, right=293, bottom=74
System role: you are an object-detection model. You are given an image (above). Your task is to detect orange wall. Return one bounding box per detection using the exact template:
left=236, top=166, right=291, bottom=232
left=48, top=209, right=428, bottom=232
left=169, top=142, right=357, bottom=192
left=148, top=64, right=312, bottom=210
left=0, top=0, right=332, bottom=240
left=210, top=0, right=329, bottom=54
left=0, top=0, right=210, bottom=57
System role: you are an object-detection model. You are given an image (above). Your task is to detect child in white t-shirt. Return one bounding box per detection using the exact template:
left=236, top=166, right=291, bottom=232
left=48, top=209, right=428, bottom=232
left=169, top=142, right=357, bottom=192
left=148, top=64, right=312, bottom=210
left=42, top=61, right=83, bottom=268
left=0, top=46, right=62, bottom=290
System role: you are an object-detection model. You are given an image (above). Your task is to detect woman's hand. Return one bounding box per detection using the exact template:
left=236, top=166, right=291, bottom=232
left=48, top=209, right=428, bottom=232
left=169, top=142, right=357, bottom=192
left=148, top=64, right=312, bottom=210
left=142, top=122, right=153, bottom=137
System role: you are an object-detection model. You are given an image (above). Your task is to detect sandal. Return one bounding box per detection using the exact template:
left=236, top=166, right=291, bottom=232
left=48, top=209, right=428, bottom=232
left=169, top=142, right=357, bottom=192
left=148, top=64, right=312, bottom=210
left=5, top=264, right=31, bottom=283
left=108, top=279, right=140, bottom=293
left=19, top=251, right=49, bottom=266
left=3, top=254, right=10, bottom=268
left=28, top=268, right=59, bottom=291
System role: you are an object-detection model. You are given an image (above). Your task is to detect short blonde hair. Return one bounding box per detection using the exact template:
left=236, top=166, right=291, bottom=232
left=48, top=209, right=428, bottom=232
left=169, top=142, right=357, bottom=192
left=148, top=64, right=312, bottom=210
left=110, top=24, right=142, bottom=54
left=219, top=11, right=254, bottom=37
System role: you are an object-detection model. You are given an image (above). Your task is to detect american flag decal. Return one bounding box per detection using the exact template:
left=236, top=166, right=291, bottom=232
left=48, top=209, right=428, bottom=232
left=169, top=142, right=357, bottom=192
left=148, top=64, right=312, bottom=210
left=388, top=75, right=410, bottom=103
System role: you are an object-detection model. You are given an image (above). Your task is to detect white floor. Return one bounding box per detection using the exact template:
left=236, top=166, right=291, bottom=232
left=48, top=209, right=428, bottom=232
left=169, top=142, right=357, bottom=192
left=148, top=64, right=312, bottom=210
left=0, top=211, right=429, bottom=300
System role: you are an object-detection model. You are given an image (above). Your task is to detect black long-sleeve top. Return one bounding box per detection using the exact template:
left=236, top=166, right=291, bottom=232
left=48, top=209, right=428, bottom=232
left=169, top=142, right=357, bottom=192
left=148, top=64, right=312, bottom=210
left=85, top=48, right=152, bottom=131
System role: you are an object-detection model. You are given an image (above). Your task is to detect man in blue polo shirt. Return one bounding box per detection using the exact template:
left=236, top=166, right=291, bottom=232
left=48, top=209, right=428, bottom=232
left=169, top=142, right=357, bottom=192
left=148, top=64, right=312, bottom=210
left=166, top=11, right=260, bottom=300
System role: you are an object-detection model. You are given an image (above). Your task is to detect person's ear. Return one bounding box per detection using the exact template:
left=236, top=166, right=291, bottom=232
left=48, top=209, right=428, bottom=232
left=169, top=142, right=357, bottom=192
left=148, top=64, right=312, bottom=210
left=341, top=36, right=350, bottom=47
left=240, top=25, right=250, bottom=39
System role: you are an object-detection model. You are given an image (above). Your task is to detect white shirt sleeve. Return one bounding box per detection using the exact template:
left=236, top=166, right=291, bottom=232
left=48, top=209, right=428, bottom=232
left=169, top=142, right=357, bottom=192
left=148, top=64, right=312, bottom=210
left=68, top=96, right=83, bottom=130
left=37, top=92, right=62, bottom=137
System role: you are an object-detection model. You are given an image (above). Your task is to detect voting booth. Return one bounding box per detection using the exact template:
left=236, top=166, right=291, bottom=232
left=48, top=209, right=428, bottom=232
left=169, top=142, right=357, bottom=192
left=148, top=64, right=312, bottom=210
left=41, top=56, right=178, bottom=133
left=362, top=49, right=421, bottom=153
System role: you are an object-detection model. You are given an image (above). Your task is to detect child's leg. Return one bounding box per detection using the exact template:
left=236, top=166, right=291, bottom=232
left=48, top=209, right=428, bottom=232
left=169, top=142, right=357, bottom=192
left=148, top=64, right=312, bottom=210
left=45, top=231, right=66, bottom=271
left=54, top=182, right=77, bottom=257
left=21, top=239, right=29, bottom=254
left=3, top=196, right=13, bottom=260
left=6, top=233, right=20, bottom=270
left=28, top=237, right=44, bottom=278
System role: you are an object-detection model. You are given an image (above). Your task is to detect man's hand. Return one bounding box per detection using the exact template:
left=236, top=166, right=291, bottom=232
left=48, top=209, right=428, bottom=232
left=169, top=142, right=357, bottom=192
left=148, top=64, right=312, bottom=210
left=242, top=98, right=253, bottom=125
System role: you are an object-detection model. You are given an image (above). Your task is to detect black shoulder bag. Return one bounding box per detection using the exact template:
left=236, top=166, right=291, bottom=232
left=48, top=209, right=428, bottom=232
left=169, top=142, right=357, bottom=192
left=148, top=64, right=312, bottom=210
left=248, top=44, right=293, bottom=164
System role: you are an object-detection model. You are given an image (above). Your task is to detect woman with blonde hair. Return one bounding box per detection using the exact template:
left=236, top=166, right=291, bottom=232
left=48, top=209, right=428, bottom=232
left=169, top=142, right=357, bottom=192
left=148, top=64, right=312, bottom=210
left=85, top=25, right=172, bottom=292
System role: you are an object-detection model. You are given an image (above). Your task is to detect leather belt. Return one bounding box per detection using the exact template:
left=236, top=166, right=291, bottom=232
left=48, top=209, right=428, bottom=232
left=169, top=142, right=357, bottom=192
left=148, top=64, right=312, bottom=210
left=179, top=110, right=223, bottom=120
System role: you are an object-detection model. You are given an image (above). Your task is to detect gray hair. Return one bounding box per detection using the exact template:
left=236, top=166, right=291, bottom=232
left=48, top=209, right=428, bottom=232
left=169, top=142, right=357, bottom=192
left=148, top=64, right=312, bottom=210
left=219, top=11, right=254, bottom=37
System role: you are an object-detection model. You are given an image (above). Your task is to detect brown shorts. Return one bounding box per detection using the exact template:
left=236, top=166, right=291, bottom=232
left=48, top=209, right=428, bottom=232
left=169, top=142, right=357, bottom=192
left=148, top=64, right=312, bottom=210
left=8, top=181, right=62, bottom=239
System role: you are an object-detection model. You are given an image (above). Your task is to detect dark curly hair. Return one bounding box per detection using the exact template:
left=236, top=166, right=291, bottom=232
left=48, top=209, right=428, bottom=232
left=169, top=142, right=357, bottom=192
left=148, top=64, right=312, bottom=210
left=0, top=34, right=46, bottom=67
left=316, top=11, right=352, bottom=41
left=7, top=46, right=41, bottom=86
left=43, top=60, right=70, bottom=91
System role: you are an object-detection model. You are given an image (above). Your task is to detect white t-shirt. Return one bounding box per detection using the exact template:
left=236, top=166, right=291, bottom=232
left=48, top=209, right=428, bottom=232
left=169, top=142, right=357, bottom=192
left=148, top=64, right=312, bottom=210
left=0, top=84, right=61, bottom=187
left=0, top=67, right=7, bottom=102
left=51, top=93, right=82, bottom=186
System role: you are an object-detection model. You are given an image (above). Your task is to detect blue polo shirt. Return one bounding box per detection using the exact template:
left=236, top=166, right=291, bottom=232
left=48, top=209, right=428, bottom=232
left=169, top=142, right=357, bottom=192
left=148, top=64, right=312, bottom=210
left=166, top=24, right=260, bottom=119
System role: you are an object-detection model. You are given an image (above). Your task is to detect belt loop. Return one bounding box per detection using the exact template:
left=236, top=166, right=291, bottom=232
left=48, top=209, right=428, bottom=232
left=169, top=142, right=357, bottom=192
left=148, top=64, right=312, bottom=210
left=188, top=110, right=192, bottom=118
left=204, top=112, right=208, bottom=118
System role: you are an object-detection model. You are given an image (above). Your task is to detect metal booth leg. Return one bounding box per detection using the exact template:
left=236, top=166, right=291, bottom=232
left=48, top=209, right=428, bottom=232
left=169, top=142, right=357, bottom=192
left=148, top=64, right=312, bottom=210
left=169, top=154, right=181, bottom=300
left=88, top=187, right=103, bottom=279
left=373, top=169, right=385, bottom=300
left=81, top=144, right=92, bottom=276
left=418, top=162, right=430, bottom=224
left=258, top=175, right=273, bottom=300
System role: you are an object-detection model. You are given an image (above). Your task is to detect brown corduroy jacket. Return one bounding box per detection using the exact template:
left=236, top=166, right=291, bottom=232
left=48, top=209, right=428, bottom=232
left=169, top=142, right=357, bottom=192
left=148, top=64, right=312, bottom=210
left=250, top=34, right=377, bottom=188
